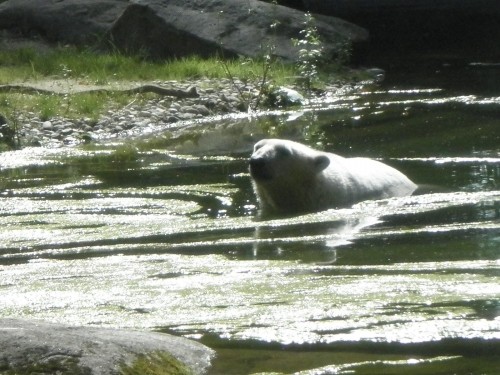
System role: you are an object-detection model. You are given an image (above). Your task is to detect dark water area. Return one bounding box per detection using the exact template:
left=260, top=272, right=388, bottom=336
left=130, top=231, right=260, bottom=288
left=1, top=62, right=499, bottom=374
left=336, top=1, right=500, bottom=71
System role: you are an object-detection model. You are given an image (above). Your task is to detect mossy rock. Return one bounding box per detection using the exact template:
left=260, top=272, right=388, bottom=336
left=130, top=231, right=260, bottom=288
left=0, top=319, right=214, bottom=375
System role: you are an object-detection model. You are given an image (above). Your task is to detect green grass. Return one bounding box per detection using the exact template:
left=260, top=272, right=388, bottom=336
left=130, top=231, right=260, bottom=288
left=0, top=46, right=295, bottom=85
left=0, top=46, right=297, bottom=124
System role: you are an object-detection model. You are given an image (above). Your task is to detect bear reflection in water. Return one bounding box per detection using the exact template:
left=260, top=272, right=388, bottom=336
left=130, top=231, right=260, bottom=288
left=249, top=138, right=417, bottom=217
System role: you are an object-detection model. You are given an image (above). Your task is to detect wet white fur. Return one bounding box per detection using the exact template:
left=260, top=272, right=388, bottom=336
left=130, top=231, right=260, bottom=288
left=250, top=139, right=417, bottom=215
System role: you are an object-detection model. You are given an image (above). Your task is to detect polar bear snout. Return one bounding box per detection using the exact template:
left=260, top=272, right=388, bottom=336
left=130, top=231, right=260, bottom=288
left=249, top=156, right=272, bottom=181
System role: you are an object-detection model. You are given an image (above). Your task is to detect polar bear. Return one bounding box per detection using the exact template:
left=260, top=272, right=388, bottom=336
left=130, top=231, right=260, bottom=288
left=249, top=138, right=417, bottom=216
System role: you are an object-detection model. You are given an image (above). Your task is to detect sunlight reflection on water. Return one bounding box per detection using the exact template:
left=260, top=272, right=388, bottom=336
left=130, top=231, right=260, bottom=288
left=1, top=70, right=500, bottom=373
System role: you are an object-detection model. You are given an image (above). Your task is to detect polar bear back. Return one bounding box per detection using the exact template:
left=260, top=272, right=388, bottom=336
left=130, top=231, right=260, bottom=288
left=320, top=154, right=417, bottom=206
left=249, top=138, right=417, bottom=216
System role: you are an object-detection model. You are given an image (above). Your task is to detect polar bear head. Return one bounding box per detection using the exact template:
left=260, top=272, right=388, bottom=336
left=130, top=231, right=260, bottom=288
left=249, top=139, right=330, bottom=181
left=249, top=138, right=331, bottom=215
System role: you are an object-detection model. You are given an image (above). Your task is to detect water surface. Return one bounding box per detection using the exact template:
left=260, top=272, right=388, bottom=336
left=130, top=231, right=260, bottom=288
left=0, top=63, right=499, bottom=374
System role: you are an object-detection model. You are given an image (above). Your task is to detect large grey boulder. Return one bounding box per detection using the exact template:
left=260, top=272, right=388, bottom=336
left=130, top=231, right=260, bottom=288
left=108, top=0, right=368, bottom=61
left=0, top=319, right=214, bottom=375
left=0, top=0, right=128, bottom=46
left=0, top=0, right=367, bottom=62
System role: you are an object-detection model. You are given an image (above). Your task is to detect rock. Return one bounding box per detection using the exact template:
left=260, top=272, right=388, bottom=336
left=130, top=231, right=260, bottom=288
left=0, top=318, right=214, bottom=375
left=184, top=104, right=210, bottom=116
left=178, top=112, right=197, bottom=121
left=109, top=0, right=368, bottom=62
left=365, top=67, right=386, bottom=83
left=192, top=104, right=208, bottom=115
left=0, top=0, right=128, bottom=46
left=166, top=115, right=179, bottom=123
left=61, top=127, right=73, bottom=135
left=42, top=120, right=53, bottom=130
left=275, top=0, right=305, bottom=10
left=0, top=0, right=368, bottom=62
left=266, top=86, right=305, bottom=107
left=0, top=114, right=17, bottom=149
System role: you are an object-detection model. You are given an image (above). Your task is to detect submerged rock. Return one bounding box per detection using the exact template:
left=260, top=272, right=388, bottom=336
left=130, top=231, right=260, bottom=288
left=0, top=319, right=214, bottom=375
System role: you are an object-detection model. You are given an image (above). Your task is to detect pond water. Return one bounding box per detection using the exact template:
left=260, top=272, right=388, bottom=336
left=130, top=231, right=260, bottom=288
left=1, top=63, right=499, bottom=374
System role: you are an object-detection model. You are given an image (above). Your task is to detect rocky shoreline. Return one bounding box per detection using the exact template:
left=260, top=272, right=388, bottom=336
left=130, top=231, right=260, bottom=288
left=8, top=77, right=353, bottom=149
left=10, top=78, right=259, bottom=148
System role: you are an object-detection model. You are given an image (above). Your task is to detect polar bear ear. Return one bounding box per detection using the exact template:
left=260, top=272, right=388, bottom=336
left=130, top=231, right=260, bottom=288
left=313, top=155, right=330, bottom=172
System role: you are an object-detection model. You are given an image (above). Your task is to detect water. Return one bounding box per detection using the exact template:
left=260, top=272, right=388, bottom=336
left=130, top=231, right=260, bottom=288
left=1, top=63, right=499, bottom=374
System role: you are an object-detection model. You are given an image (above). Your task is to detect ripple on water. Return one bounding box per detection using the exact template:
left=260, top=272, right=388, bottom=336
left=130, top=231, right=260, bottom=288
left=1, top=78, right=500, bottom=373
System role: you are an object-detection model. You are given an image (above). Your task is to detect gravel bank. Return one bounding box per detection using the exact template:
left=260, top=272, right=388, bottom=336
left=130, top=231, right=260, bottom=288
left=11, top=78, right=283, bottom=148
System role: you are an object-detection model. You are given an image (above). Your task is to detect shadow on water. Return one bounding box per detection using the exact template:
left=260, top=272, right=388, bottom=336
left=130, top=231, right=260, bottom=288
left=200, top=334, right=500, bottom=375
left=0, top=63, right=499, bottom=374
